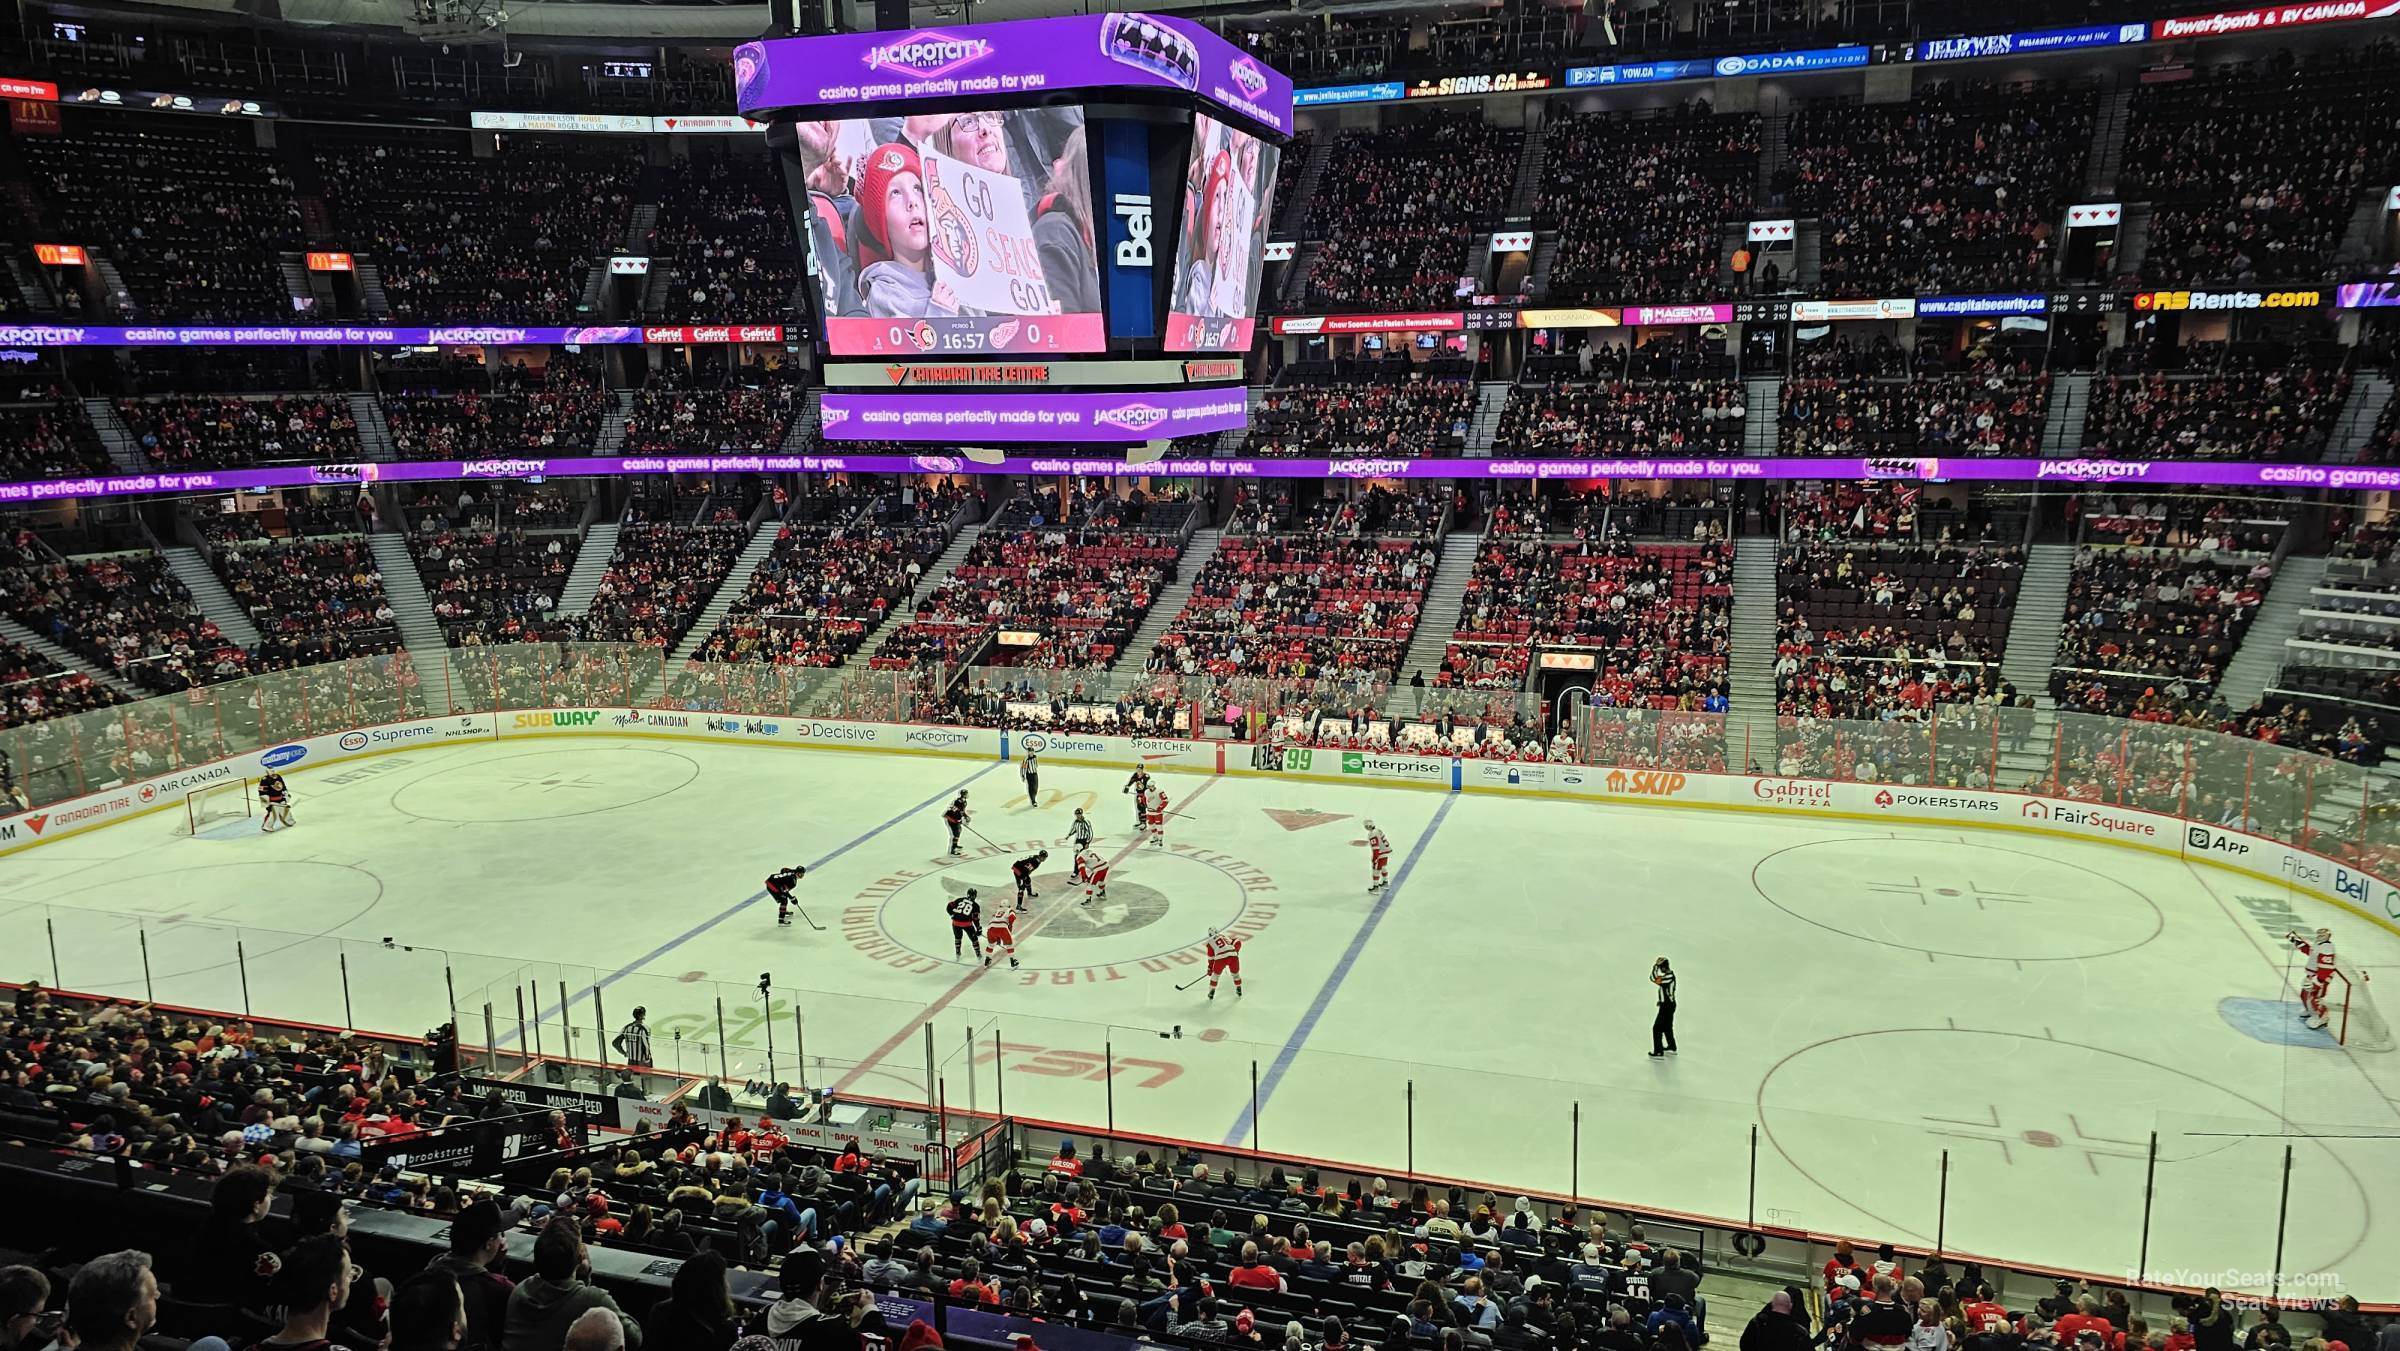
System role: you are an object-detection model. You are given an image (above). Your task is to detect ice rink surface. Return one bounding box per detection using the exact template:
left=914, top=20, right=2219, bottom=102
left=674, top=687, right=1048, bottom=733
left=7, top=735, right=2399, bottom=1299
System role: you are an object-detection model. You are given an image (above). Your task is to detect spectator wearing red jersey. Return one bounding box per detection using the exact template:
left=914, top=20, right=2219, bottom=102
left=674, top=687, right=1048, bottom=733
left=1228, top=1244, right=1286, bottom=1294
left=2055, top=1297, right=2120, bottom=1351
left=1046, top=1140, right=1084, bottom=1179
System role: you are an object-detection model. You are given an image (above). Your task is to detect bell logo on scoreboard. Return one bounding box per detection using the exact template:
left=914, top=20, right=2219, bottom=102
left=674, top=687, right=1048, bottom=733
left=1114, top=194, right=1154, bottom=268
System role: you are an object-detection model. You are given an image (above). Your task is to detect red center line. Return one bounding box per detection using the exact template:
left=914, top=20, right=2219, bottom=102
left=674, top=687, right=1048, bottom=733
left=828, top=774, right=1222, bottom=1095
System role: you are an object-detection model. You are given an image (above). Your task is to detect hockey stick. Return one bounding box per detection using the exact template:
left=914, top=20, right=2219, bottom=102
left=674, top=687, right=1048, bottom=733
left=1174, top=972, right=1210, bottom=991
left=790, top=902, right=827, bottom=933
left=965, top=823, right=1011, bottom=853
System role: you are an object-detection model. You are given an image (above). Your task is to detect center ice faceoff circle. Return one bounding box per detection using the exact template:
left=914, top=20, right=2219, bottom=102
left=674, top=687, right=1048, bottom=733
left=1750, top=838, right=2165, bottom=960
left=855, top=839, right=1276, bottom=975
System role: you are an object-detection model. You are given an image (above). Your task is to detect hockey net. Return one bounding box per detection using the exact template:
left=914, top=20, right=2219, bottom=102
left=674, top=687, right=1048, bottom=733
left=2331, top=969, right=2395, bottom=1051
left=180, top=779, right=252, bottom=836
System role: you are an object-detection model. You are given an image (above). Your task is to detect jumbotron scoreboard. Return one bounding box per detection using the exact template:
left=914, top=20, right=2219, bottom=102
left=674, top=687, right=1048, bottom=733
left=737, top=14, right=1292, bottom=447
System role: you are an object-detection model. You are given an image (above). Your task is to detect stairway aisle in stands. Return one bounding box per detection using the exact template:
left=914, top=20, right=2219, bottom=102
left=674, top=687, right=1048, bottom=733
left=79, top=397, right=147, bottom=474
left=2115, top=203, right=2155, bottom=279
left=1506, top=117, right=1547, bottom=217
left=1999, top=543, right=2074, bottom=707
left=2214, top=554, right=2329, bottom=713
left=0, top=615, right=145, bottom=700
left=365, top=533, right=456, bottom=699
left=1993, top=542, right=2073, bottom=783
left=597, top=391, right=633, bottom=456
left=1271, top=134, right=1334, bottom=237
left=656, top=516, right=786, bottom=672
left=850, top=518, right=986, bottom=664
left=784, top=390, right=821, bottom=452
left=348, top=393, right=396, bottom=461
left=159, top=545, right=265, bottom=648
left=551, top=522, right=622, bottom=621
left=1117, top=527, right=1223, bottom=689
left=1728, top=543, right=1780, bottom=768
left=2330, top=373, right=2392, bottom=463
left=2083, top=86, right=2135, bottom=196
left=2041, top=374, right=2093, bottom=454
left=1387, top=530, right=1480, bottom=712
left=353, top=260, right=393, bottom=319
left=1467, top=383, right=1511, bottom=455
left=1742, top=379, right=1781, bottom=456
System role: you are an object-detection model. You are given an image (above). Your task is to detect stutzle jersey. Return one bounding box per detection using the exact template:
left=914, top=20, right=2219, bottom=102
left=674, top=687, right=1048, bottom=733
left=1206, top=931, right=1240, bottom=960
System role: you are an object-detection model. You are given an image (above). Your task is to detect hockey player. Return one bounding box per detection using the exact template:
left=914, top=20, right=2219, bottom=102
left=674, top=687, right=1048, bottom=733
left=1366, top=821, right=1391, bottom=891
left=765, top=864, right=808, bottom=926
left=985, top=900, right=1021, bottom=969
left=2287, top=927, right=2341, bottom=1029
left=947, top=888, right=985, bottom=961
left=1012, top=849, right=1050, bottom=902
left=944, top=792, right=971, bottom=856
left=1124, top=768, right=1152, bottom=832
left=1145, top=787, right=1168, bottom=847
left=258, top=770, right=294, bottom=832
left=1068, top=808, right=1094, bottom=852
left=1074, top=849, right=1110, bottom=906
left=1203, top=927, right=1242, bottom=999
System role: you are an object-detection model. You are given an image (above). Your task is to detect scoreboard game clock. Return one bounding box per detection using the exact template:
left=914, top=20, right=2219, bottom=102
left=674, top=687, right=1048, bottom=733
left=740, top=14, right=1291, bottom=447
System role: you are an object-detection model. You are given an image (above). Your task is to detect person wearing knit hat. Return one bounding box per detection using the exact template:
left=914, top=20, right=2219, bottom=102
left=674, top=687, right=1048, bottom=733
left=853, top=140, right=956, bottom=320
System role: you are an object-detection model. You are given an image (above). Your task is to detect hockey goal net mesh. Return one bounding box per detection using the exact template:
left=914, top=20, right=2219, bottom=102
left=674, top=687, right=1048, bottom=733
left=181, top=779, right=251, bottom=836
left=2331, top=969, right=2394, bottom=1051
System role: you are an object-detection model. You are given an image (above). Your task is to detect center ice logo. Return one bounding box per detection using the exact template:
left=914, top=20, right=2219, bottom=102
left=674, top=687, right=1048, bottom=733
left=940, top=872, right=1170, bottom=940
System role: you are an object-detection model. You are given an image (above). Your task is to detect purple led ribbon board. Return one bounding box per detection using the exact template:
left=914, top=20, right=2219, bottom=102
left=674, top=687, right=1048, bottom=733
left=8, top=456, right=2400, bottom=507
left=733, top=15, right=1294, bottom=137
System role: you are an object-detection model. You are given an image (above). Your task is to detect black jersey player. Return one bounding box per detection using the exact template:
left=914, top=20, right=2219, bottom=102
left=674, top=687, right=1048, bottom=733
left=258, top=770, right=294, bottom=832
left=947, top=888, right=984, bottom=960
left=766, top=864, right=807, bottom=926
left=1011, top=849, right=1049, bottom=902
left=944, top=792, right=971, bottom=856
left=1123, top=768, right=1151, bottom=833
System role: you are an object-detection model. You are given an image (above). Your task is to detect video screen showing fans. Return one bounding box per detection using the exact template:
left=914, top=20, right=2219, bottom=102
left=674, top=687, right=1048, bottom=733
left=1164, top=112, right=1280, bottom=352
left=793, top=107, right=1104, bottom=356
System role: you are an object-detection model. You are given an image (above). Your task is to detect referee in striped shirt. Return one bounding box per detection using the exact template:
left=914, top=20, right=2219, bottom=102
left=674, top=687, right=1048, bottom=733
left=1647, top=958, right=1678, bottom=1057
left=615, top=1006, right=654, bottom=1074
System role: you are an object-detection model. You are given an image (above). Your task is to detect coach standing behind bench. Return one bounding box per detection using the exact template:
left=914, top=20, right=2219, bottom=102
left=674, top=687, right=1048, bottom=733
left=1648, top=957, right=1678, bottom=1058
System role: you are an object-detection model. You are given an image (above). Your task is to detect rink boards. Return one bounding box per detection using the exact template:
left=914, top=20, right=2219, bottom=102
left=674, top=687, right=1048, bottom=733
left=5, top=705, right=2396, bottom=939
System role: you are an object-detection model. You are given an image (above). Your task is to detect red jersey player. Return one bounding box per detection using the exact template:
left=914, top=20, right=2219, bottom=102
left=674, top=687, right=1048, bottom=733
left=1203, top=927, right=1242, bottom=999
left=2287, top=926, right=2339, bottom=1030
left=985, top=900, right=1021, bottom=970
left=1074, top=849, right=1110, bottom=906
left=1365, top=820, right=1390, bottom=892
left=1145, top=787, right=1168, bottom=847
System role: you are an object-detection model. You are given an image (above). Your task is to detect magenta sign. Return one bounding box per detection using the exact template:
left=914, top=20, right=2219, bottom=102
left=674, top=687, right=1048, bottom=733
left=1628, top=303, right=1734, bottom=326
left=734, top=14, right=1294, bottom=137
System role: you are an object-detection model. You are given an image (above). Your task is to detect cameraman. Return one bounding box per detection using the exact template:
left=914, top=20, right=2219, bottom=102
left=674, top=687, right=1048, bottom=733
left=756, top=1250, right=881, bottom=1351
